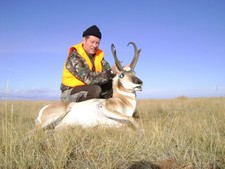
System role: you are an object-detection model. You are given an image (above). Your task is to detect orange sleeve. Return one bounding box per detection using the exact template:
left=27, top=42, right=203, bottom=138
left=68, top=47, right=77, bottom=56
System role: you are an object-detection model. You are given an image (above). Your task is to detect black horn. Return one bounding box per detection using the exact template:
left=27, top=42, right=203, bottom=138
left=128, top=42, right=141, bottom=70
left=111, top=43, right=123, bottom=71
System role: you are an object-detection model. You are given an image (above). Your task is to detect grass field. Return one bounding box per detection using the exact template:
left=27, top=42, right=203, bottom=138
left=0, top=97, right=225, bottom=169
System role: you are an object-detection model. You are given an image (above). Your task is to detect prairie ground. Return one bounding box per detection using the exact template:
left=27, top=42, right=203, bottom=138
left=0, top=97, right=224, bottom=168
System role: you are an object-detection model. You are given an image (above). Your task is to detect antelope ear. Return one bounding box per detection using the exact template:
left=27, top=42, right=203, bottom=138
left=112, top=64, right=120, bottom=74
left=123, top=64, right=131, bottom=71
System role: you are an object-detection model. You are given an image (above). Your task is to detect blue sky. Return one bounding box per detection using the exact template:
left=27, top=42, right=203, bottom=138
left=0, top=0, right=225, bottom=100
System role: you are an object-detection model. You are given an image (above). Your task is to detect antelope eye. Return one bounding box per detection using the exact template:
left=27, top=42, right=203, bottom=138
left=119, top=73, right=124, bottom=78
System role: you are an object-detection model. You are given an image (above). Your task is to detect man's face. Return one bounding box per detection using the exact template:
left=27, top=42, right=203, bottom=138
left=82, top=36, right=100, bottom=55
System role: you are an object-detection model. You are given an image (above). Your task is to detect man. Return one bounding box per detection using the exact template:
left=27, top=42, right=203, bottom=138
left=60, top=25, right=115, bottom=102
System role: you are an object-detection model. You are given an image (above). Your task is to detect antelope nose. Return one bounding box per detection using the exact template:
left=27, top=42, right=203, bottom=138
left=138, top=79, right=143, bottom=85
left=134, top=77, right=143, bottom=85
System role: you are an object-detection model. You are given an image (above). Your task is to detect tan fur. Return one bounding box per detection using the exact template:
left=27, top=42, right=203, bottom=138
left=36, top=102, right=70, bottom=128
left=99, top=98, right=139, bottom=129
left=40, top=102, right=69, bottom=122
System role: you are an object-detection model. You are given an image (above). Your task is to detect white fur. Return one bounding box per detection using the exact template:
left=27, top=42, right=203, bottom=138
left=56, top=99, right=122, bottom=128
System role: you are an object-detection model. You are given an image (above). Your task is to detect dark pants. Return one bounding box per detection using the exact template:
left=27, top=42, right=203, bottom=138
left=61, top=81, right=113, bottom=102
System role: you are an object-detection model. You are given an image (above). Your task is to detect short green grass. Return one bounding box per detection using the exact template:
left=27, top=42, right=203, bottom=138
left=0, top=97, right=224, bottom=169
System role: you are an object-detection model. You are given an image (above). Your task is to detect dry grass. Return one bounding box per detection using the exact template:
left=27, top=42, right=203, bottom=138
left=0, top=97, right=225, bottom=169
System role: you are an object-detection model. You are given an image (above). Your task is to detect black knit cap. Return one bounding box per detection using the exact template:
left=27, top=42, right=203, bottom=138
left=82, top=25, right=102, bottom=39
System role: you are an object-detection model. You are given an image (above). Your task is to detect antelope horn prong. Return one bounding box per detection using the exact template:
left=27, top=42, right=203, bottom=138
left=128, top=42, right=141, bottom=70
left=111, top=43, right=123, bottom=71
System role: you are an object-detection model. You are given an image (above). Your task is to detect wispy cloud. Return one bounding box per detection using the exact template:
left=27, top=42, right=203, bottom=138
left=0, top=88, right=60, bottom=100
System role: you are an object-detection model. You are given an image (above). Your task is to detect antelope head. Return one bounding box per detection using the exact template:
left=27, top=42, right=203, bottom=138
left=111, top=42, right=143, bottom=92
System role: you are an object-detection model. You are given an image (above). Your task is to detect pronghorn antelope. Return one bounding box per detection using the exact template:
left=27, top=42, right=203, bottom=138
left=35, top=42, right=143, bottom=130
